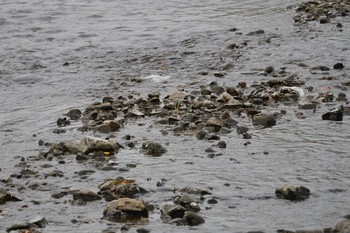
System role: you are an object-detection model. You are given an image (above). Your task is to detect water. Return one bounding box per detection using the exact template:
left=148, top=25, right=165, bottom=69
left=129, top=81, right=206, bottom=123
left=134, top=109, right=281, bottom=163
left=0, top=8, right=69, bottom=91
left=1, top=0, right=350, bottom=232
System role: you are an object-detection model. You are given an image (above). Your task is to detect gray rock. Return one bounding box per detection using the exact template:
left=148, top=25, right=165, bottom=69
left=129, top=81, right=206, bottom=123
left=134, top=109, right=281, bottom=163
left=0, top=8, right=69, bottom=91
left=275, top=185, right=310, bottom=201
left=183, top=211, right=205, bottom=226
left=78, top=136, right=120, bottom=155
left=72, top=190, right=102, bottom=202
left=161, top=203, right=186, bottom=221
left=141, top=141, right=167, bottom=157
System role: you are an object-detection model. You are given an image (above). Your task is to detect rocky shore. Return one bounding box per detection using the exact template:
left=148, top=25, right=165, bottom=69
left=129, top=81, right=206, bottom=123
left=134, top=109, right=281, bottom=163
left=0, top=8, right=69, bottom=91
left=1, top=1, right=350, bottom=232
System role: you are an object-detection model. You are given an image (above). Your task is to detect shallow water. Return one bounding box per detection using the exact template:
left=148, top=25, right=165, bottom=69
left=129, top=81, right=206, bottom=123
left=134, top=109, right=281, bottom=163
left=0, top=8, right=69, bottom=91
left=1, top=0, right=350, bottom=232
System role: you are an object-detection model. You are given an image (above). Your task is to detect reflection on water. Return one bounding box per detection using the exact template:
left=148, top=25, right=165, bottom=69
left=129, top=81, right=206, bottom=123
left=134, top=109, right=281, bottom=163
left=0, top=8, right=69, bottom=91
left=0, top=0, right=349, bottom=232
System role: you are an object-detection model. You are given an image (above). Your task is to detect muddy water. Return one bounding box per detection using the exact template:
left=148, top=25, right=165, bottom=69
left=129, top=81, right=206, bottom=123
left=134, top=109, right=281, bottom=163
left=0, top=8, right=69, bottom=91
left=1, top=0, right=350, bottom=232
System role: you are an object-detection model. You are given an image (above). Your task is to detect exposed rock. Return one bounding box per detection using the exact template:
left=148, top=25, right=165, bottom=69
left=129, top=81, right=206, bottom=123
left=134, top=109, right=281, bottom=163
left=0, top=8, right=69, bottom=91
left=275, top=185, right=310, bottom=201
left=334, top=63, right=345, bottom=70
left=333, top=219, right=350, bottom=233
left=64, top=109, right=82, bottom=120
left=103, top=198, right=148, bottom=222
left=206, top=117, right=224, bottom=128
left=72, top=190, right=102, bottom=202
left=183, top=211, right=205, bottom=226
left=322, top=105, right=344, bottom=121
left=161, top=202, right=186, bottom=221
left=0, top=190, right=21, bottom=204
left=78, top=136, right=120, bottom=155
left=174, top=193, right=200, bottom=212
left=56, top=117, right=70, bottom=127
left=141, top=141, right=167, bottom=156
left=252, top=113, right=276, bottom=128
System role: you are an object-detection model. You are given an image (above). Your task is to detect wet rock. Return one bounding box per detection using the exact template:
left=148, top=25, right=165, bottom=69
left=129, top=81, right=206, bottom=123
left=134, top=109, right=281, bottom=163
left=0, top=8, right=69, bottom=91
left=174, top=193, right=200, bottom=212
left=333, top=219, right=350, bottom=233
left=6, top=216, right=47, bottom=232
left=217, top=140, right=227, bottom=148
left=196, top=130, right=208, bottom=140
left=183, top=211, right=205, bottom=226
left=56, top=117, right=70, bottom=127
left=51, top=191, right=68, bottom=199
left=0, top=190, right=21, bottom=204
left=334, top=63, right=344, bottom=70
left=64, top=109, right=82, bottom=120
left=141, top=141, right=167, bottom=156
left=72, top=190, right=102, bottom=202
left=319, top=17, right=330, bottom=24
left=322, top=105, right=344, bottom=121
left=247, top=29, right=265, bottom=36
left=265, top=66, right=274, bottom=74
left=137, top=227, right=150, bottom=233
left=252, top=113, right=276, bottom=128
left=78, top=136, right=120, bottom=155
left=206, top=117, right=224, bottom=128
left=298, top=103, right=317, bottom=110
left=237, top=125, right=249, bottom=135
left=161, top=203, right=186, bottom=221
left=275, top=185, right=310, bottom=201
left=103, top=198, right=148, bottom=222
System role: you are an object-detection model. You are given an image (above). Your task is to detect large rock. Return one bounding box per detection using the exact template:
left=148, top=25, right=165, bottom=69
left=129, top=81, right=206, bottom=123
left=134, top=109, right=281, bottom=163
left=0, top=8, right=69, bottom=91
left=103, top=198, right=148, bottom=222
left=141, top=141, right=167, bottom=157
left=78, top=136, right=120, bottom=154
left=275, top=185, right=310, bottom=201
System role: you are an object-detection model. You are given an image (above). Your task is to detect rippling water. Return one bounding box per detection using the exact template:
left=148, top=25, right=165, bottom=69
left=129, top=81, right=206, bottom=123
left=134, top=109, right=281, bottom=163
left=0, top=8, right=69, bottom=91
left=1, top=0, right=350, bottom=232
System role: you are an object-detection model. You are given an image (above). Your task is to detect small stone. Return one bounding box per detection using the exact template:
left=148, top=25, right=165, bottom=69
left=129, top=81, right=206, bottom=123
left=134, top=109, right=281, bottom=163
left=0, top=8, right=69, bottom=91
left=64, top=109, right=82, bottom=120
left=252, top=113, right=276, bottom=128
left=0, top=190, right=21, bottom=204
left=183, top=211, right=205, bottom=226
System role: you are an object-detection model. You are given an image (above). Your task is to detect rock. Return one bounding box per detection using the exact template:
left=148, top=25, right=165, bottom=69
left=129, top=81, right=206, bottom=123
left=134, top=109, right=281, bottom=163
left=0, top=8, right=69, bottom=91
left=333, top=219, right=350, bottom=233
left=0, top=190, right=21, bottom=204
left=6, top=216, right=47, bottom=232
left=196, top=130, right=207, bottom=140
left=265, top=66, right=274, bottom=74
left=206, top=117, right=224, bottom=128
left=72, top=190, right=102, bottom=202
left=78, top=136, right=120, bottom=155
left=298, top=103, right=317, bottom=110
left=103, top=198, right=148, bottom=222
left=275, top=185, right=310, bottom=201
left=237, top=125, right=249, bottom=135
left=319, top=17, right=330, bottom=24
left=217, top=92, right=233, bottom=103
left=322, top=105, right=344, bottom=121
left=57, top=117, right=70, bottom=127
left=252, top=113, right=276, bottom=128
left=247, top=29, right=265, bottom=36
left=160, top=203, right=186, bottom=221
left=174, top=193, right=200, bottom=212
left=183, top=211, right=205, bottom=226
left=334, top=63, right=344, bottom=70
left=64, top=109, right=82, bottom=120
left=29, top=216, right=48, bottom=228
left=141, top=141, right=167, bottom=156
left=217, top=140, right=227, bottom=148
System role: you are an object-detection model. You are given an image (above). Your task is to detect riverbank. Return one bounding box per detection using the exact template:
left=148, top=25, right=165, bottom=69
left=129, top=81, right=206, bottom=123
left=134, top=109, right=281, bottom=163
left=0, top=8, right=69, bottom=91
left=1, top=1, right=350, bottom=232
